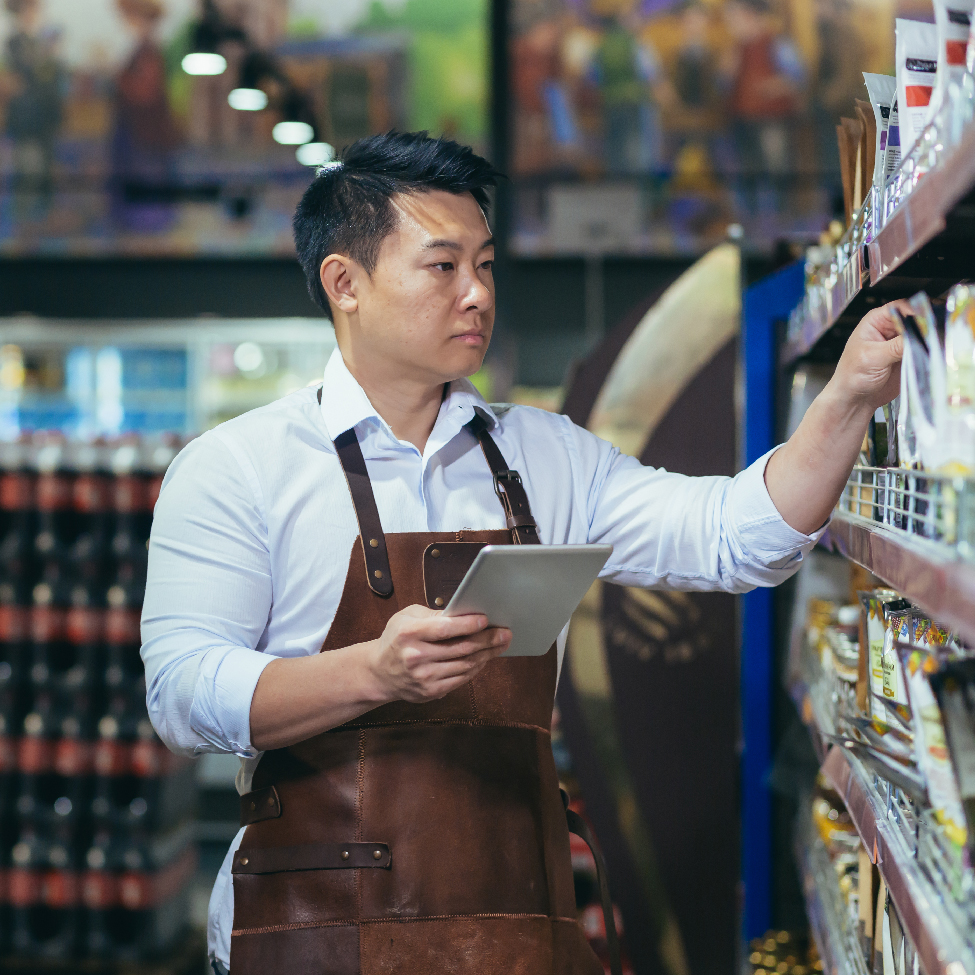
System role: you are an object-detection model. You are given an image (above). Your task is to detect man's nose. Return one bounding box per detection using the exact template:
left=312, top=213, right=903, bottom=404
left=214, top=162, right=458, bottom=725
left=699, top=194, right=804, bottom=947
left=460, top=267, right=493, bottom=311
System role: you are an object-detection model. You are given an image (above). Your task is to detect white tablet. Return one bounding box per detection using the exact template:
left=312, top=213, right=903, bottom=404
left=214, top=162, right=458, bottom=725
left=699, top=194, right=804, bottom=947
left=443, top=544, right=613, bottom=657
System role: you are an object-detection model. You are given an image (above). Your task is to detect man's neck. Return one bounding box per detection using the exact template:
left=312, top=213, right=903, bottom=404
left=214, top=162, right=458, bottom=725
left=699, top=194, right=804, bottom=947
left=345, top=357, right=446, bottom=454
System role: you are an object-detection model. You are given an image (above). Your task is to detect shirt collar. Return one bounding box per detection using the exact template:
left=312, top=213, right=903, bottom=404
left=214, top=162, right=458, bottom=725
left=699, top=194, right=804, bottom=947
left=319, top=348, right=497, bottom=447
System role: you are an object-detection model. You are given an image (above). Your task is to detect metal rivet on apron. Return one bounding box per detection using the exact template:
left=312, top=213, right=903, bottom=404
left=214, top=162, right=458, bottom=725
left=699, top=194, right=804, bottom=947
left=373, top=849, right=383, bottom=860
left=250, top=801, right=256, bottom=811
left=431, top=549, right=440, bottom=558
left=369, top=538, right=379, bottom=548
left=374, top=569, right=383, bottom=579
left=268, top=796, right=275, bottom=805
left=434, top=597, right=444, bottom=607
left=341, top=850, right=350, bottom=861
left=240, top=857, right=249, bottom=866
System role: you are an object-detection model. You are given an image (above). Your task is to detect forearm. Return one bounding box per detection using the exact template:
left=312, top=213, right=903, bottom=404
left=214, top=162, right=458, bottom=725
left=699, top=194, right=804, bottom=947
left=764, top=380, right=873, bottom=534
left=249, top=642, right=387, bottom=752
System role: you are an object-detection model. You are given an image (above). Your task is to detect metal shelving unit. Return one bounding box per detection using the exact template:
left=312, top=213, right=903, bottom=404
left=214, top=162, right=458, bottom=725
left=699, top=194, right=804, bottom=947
left=822, top=745, right=975, bottom=975
left=781, top=115, right=975, bottom=367
left=795, top=828, right=871, bottom=975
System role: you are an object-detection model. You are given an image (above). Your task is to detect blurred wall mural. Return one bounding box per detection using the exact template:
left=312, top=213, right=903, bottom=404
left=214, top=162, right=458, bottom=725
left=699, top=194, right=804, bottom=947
left=0, top=0, right=487, bottom=256
left=510, top=0, right=922, bottom=255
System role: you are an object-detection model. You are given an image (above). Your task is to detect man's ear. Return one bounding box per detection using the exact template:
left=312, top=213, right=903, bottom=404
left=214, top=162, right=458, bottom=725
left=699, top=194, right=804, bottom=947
left=320, top=254, right=358, bottom=314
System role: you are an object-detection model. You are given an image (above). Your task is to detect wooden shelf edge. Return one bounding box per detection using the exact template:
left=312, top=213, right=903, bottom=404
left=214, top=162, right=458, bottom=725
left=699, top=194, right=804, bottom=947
left=868, top=125, right=975, bottom=286
left=827, top=515, right=975, bottom=645
left=822, top=746, right=975, bottom=975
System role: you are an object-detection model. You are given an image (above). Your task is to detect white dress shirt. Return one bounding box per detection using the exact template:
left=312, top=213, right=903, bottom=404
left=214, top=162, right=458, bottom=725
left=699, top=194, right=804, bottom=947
left=141, top=348, right=824, bottom=969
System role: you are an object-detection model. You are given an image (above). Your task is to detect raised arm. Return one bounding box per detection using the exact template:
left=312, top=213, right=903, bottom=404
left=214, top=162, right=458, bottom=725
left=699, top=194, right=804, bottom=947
left=764, top=303, right=904, bottom=534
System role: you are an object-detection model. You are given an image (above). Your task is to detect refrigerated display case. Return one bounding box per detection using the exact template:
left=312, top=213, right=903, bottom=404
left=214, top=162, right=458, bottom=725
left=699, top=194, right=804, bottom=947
left=0, top=318, right=337, bottom=440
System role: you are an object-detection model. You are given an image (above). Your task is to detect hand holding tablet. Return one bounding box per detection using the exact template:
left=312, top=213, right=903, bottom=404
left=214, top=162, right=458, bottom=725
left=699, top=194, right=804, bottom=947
left=443, top=544, right=613, bottom=657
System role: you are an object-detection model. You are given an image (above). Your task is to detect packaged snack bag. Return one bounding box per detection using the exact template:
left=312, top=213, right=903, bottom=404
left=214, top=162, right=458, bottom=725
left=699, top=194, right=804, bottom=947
left=895, top=19, right=939, bottom=155
left=863, top=73, right=897, bottom=189
left=942, top=284, right=975, bottom=474
left=892, top=294, right=946, bottom=472
left=930, top=0, right=975, bottom=119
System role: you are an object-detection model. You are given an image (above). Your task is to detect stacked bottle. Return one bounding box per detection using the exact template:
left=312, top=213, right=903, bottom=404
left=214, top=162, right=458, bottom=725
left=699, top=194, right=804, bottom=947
left=0, top=434, right=196, bottom=962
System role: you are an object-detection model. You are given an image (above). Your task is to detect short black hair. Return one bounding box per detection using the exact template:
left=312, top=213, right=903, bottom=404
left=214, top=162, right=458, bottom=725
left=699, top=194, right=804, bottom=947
left=293, top=130, right=503, bottom=317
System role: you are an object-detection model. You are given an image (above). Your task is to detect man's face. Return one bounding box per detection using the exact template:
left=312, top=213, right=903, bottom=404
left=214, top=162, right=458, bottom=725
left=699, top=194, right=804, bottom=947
left=337, top=189, right=495, bottom=386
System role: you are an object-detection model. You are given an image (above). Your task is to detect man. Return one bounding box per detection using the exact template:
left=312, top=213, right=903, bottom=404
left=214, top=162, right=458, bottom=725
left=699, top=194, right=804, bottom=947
left=142, top=131, right=902, bottom=975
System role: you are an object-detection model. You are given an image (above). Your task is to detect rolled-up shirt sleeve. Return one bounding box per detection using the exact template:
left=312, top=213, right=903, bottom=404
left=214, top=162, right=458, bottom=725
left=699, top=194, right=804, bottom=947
left=141, top=433, right=275, bottom=758
left=561, top=418, right=825, bottom=592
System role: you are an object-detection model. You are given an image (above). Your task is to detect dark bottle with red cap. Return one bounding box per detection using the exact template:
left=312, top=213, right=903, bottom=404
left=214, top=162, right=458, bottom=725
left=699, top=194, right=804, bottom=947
left=67, top=441, right=111, bottom=591
left=0, top=580, right=31, bottom=700
left=0, top=439, right=37, bottom=588
left=104, top=579, right=143, bottom=694
left=109, top=440, right=151, bottom=578
left=62, top=583, right=105, bottom=698
left=29, top=581, right=71, bottom=692
left=31, top=436, right=74, bottom=569
left=9, top=822, right=82, bottom=959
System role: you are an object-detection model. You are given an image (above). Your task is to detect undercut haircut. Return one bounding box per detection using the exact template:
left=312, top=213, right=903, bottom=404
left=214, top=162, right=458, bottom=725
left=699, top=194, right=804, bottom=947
left=292, top=131, right=503, bottom=317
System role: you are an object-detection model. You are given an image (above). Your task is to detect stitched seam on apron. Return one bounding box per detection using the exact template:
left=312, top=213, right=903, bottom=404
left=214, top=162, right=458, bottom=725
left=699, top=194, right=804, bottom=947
left=342, top=718, right=550, bottom=734
left=355, top=728, right=365, bottom=923
left=231, top=913, right=583, bottom=936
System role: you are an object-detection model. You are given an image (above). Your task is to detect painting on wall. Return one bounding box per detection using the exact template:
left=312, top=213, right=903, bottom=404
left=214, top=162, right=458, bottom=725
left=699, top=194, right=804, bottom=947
left=509, top=0, right=922, bottom=256
left=0, top=0, right=488, bottom=256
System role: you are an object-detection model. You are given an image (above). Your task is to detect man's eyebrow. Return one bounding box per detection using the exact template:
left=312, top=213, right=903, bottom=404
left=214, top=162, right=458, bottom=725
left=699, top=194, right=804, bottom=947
left=423, top=237, right=495, bottom=252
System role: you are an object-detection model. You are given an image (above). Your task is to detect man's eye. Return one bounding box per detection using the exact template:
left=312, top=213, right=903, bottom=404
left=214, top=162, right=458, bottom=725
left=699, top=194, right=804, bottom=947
left=480, top=260, right=494, bottom=271
left=432, top=262, right=454, bottom=271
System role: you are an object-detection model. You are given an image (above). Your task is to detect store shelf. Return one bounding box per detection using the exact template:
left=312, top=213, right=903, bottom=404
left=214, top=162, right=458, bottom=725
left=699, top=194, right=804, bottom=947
left=869, top=123, right=975, bottom=285
left=822, top=745, right=975, bottom=975
left=795, top=831, right=870, bottom=975
left=825, top=513, right=975, bottom=647
left=780, top=246, right=871, bottom=366
left=781, top=121, right=975, bottom=368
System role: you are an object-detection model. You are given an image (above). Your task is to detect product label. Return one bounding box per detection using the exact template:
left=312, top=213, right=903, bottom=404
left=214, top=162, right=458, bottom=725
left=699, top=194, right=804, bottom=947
left=0, top=474, right=32, bottom=511
left=105, top=608, right=141, bottom=646
left=18, top=735, right=55, bottom=774
left=30, top=605, right=65, bottom=644
left=941, top=681, right=975, bottom=799
left=54, top=737, right=93, bottom=777
left=94, top=739, right=130, bottom=777
left=884, top=105, right=902, bottom=176
left=0, top=605, right=28, bottom=643
left=35, top=474, right=72, bottom=512
left=908, top=661, right=968, bottom=847
left=82, top=870, right=118, bottom=909
left=41, top=870, right=79, bottom=908
left=8, top=868, right=40, bottom=906
left=66, top=606, right=103, bottom=645
left=113, top=477, right=148, bottom=514
left=72, top=475, right=109, bottom=513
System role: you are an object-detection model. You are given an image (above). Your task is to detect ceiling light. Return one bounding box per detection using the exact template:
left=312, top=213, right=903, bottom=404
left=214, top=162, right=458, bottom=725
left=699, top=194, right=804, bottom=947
left=296, top=142, right=335, bottom=166
left=229, top=87, right=268, bottom=111
left=273, top=121, right=314, bottom=145
left=182, top=52, right=227, bottom=76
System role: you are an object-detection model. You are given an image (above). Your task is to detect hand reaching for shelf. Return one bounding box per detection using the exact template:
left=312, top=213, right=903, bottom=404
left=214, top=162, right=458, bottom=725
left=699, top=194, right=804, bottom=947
left=832, top=302, right=906, bottom=412
left=764, top=301, right=906, bottom=536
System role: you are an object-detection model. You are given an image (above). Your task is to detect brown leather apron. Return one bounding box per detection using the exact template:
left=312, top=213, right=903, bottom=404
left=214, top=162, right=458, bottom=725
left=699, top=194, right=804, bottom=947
left=229, top=410, right=609, bottom=975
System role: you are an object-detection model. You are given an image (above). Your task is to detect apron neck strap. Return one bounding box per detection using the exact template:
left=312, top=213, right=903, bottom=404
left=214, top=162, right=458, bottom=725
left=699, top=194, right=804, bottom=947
left=464, top=413, right=539, bottom=546
left=322, top=384, right=541, bottom=597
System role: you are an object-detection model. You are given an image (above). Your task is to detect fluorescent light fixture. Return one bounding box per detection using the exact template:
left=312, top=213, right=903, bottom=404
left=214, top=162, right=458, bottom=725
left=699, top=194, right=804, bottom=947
left=296, top=142, right=335, bottom=166
left=273, top=120, right=314, bottom=145
left=228, top=87, right=268, bottom=111
left=182, top=52, right=227, bottom=76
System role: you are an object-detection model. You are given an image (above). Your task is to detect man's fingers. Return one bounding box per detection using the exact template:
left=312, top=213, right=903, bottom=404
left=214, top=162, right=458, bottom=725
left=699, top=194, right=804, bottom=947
left=418, top=612, right=490, bottom=642
left=415, top=627, right=511, bottom=662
